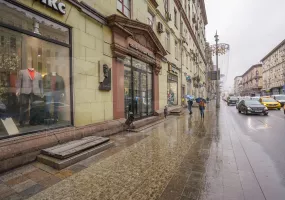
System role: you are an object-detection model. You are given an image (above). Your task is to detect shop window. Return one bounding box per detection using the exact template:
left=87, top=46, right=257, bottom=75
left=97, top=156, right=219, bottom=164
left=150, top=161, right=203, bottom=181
left=117, top=0, right=131, bottom=18
left=0, top=1, right=71, bottom=139
left=167, top=74, right=178, bottom=105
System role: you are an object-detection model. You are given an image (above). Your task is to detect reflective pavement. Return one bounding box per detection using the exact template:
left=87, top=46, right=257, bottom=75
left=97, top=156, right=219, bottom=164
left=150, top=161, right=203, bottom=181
left=1, top=102, right=285, bottom=200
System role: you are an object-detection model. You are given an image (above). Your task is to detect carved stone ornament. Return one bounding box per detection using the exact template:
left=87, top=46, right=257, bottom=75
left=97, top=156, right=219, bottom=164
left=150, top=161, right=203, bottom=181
left=107, top=14, right=167, bottom=75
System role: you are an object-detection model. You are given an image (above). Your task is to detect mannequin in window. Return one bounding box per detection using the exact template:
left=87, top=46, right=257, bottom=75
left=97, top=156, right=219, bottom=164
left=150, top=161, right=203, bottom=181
left=43, top=67, right=65, bottom=121
left=16, top=67, right=43, bottom=126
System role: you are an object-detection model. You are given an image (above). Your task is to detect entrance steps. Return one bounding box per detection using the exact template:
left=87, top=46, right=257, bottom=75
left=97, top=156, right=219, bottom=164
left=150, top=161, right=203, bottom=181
left=169, top=107, right=185, bottom=116
left=37, top=136, right=114, bottom=170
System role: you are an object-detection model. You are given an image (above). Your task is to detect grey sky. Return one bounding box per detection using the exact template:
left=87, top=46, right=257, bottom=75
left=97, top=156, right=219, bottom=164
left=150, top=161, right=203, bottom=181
left=205, top=0, right=285, bottom=91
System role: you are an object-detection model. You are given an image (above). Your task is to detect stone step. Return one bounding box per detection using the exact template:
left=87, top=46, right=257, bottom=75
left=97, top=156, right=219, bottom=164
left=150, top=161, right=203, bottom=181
left=128, top=116, right=176, bottom=132
left=42, top=136, right=109, bottom=159
left=37, top=141, right=114, bottom=170
left=170, top=108, right=185, bottom=116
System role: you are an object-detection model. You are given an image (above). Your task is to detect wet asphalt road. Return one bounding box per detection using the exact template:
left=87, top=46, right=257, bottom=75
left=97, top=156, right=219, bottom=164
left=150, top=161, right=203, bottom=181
left=224, top=101, right=285, bottom=200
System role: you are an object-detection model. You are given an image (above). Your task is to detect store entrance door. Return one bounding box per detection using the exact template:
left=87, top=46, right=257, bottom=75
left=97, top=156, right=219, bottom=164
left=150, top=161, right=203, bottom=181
left=133, top=69, right=148, bottom=118
left=124, top=57, right=153, bottom=119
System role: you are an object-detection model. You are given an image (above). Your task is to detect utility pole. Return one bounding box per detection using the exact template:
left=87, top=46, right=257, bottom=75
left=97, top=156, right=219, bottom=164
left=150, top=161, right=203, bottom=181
left=214, top=31, right=220, bottom=108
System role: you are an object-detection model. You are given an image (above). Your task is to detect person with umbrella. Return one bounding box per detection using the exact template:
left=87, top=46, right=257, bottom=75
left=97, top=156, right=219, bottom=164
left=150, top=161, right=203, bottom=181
left=186, top=95, right=194, bottom=115
left=196, top=97, right=206, bottom=119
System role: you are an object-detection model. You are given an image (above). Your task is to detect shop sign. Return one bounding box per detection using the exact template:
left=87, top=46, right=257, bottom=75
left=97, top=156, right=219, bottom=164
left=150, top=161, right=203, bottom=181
left=168, top=74, right=178, bottom=82
left=168, top=63, right=179, bottom=75
left=186, top=75, right=191, bottom=82
left=129, top=43, right=154, bottom=59
left=39, top=0, right=66, bottom=15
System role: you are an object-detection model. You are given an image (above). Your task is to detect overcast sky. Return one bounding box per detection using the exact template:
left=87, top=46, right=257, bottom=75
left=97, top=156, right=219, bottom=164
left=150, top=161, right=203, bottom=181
left=205, top=0, right=285, bottom=91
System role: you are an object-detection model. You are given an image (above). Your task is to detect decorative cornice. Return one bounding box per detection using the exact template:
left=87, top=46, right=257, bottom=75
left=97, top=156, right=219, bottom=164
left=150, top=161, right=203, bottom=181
left=148, top=0, right=159, bottom=8
left=107, top=14, right=167, bottom=56
left=174, top=0, right=207, bottom=65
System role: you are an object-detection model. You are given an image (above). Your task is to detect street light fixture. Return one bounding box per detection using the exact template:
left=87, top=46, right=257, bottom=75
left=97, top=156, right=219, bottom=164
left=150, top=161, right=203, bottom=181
left=210, top=31, right=230, bottom=108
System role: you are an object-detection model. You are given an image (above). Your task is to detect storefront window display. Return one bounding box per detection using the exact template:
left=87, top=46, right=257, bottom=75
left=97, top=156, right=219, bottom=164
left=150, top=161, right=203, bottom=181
left=167, top=74, right=178, bottom=105
left=0, top=1, right=71, bottom=139
left=124, top=56, right=153, bottom=119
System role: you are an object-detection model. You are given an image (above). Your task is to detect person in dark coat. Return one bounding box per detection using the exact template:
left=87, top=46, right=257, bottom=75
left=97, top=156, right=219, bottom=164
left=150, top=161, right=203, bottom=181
left=187, top=99, right=193, bottom=114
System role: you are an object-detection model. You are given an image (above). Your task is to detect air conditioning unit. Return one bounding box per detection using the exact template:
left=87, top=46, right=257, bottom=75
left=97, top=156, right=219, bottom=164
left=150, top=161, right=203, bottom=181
left=157, top=22, right=164, bottom=33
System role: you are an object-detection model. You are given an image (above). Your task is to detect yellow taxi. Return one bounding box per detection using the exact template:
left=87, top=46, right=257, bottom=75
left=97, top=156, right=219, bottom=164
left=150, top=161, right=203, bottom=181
left=259, top=97, right=282, bottom=110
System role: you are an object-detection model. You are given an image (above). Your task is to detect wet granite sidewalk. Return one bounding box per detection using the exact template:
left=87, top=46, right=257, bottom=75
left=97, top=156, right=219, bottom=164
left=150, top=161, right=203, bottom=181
left=0, top=104, right=267, bottom=200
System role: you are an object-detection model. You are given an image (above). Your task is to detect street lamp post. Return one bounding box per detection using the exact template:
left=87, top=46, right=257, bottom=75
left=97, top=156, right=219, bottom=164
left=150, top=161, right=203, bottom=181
left=210, top=32, right=230, bottom=108
left=214, top=31, right=220, bottom=108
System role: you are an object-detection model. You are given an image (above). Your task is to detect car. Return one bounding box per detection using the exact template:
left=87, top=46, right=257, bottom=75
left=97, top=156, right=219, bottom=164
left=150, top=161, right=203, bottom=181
left=271, top=95, right=285, bottom=107
left=237, top=100, right=268, bottom=115
left=236, top=98, right=244, bottom=109
left=250, top=97, right=260, bottom=101
left=227, top=96, right=239, bottom=106
left=259, top=97, right=282, bottom=110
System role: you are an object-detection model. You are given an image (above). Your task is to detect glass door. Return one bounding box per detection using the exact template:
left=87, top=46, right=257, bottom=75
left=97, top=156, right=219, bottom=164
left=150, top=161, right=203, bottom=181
left=124, top=57, right=153, bottom=119
left=133, top=70, right=141, bottom=118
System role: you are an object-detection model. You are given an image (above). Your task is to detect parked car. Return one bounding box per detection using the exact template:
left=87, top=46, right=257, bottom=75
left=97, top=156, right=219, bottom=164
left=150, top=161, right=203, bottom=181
left=227, top=96, right=239, bottom=106
left=238, top=100, right=268, bottom=115
left=271, top=95, right=285, bottom=107
left=259, top=97, right=282, bottom=110
left=250, top=97, right=260, bottom=101
left=236, top=98, right=245, bottom=109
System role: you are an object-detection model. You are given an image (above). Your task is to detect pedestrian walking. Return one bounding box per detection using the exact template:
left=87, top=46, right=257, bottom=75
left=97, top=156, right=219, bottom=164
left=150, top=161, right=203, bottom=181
left=187, top=99, right=193, bottom=115
left=164, top=106, right=168, bottom=118
left=199, top=99, right=206, bottom=119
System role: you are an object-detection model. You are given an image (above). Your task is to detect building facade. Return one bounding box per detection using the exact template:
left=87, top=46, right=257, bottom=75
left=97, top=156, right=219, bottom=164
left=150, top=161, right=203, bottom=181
left=0, top=0, right=208, bottom=171
left=233, top=76, right=242, bottom=96
left=205, top=42, right=215, bottom=99
left=241, top=64, right=263, bottom=96
left=261, top=39, right=285, bottom=95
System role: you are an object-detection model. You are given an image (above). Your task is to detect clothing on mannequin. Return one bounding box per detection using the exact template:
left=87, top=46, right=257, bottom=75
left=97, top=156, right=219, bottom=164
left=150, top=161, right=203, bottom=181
left=16, top=68, right=43, bottom=126
left=43, top=72, right=65, bottom=120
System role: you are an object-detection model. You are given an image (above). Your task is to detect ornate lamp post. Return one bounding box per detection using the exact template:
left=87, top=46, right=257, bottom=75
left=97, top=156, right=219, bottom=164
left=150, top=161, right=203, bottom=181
left=210, top=31, right=230, bottom=108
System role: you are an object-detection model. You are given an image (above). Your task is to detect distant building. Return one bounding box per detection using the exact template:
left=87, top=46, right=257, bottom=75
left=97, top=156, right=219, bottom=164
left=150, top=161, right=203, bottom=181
left=261, top=39, right=285, bottom=95
left=233, top=76, right=242, bottom=96
left=241, top=64, right=263, bottom=96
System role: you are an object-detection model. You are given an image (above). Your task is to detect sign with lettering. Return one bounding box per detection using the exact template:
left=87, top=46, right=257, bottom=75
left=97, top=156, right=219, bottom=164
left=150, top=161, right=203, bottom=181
left=168, top=74, right=178, bottom=82
left=129, top=43, right=154, bottom=59
left=39, top=0, right=66, bottom=15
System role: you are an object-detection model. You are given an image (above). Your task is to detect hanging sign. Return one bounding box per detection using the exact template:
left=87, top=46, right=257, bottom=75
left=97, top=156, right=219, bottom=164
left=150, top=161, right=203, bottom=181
left=39, top=0, right=66, bottom=15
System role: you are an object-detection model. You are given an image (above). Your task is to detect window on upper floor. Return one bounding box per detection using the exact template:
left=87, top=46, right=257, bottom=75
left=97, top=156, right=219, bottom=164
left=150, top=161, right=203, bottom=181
left=188, top=5, right=191, bottom=20
left=174, top=8, right=178, bottom=28
left=184, top=0, right=187, bottom=11
left=147, top=10, right=155, bottom=29
left=165, top=31, right=170, bottom=52
left=117, top=0, right=131, bottom=18
left=163, top=0, right=169, bottom=14
left=180, top=22, right=183, bottom=34
left=175, top=41, right=178, bottom=59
